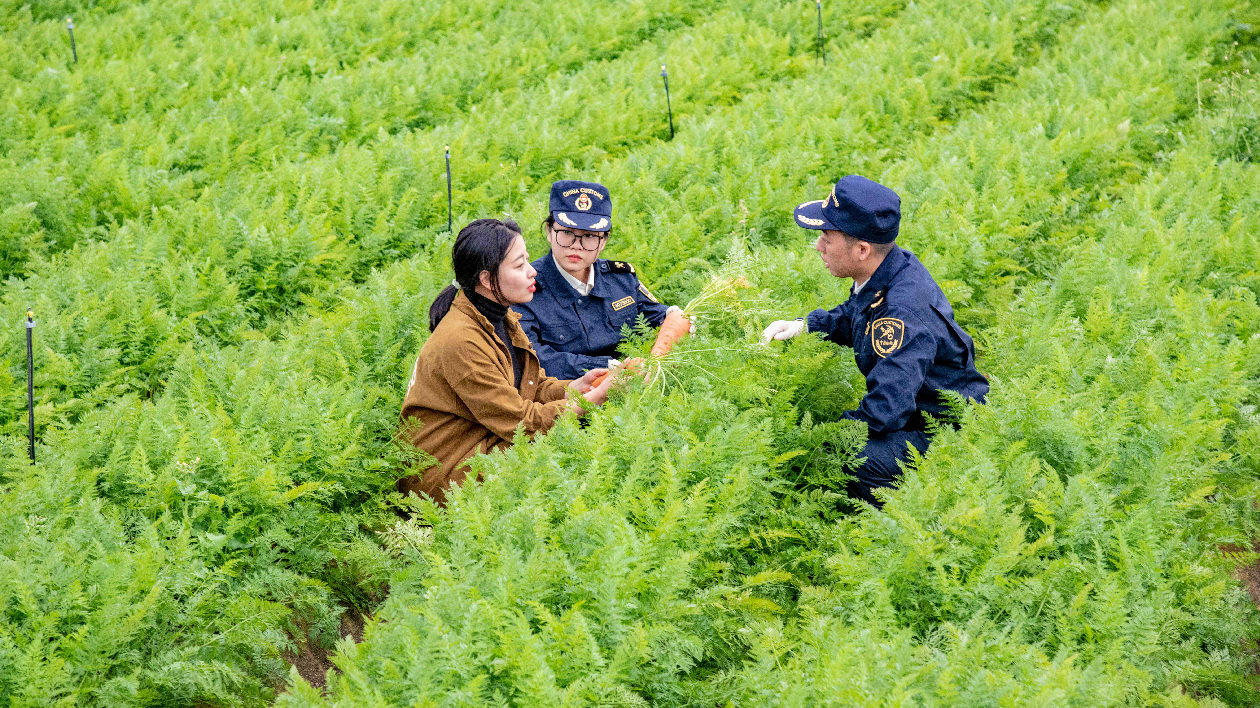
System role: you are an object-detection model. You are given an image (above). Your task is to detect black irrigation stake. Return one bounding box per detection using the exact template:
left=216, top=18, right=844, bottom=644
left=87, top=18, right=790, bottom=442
left=25, top=309, right=35, bottom=464
left=67, top=18, right=78, bottom=64
left=816, top=2, right=825, bottom=66
left=660, top=64, right=675, bottom=139
left=444, top=146, right=453, bottom=233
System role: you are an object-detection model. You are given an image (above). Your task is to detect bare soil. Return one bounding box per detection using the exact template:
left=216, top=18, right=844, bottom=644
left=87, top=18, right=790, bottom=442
left=1238, top=557, right=1260, bottom=607
left=281, top=607, right=369, bottom=692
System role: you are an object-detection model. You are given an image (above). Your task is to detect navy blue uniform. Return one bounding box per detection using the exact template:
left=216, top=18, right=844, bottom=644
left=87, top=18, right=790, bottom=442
left=807, top=245, right=988, bottom=504
left=514, top=255, right=669, bottom=380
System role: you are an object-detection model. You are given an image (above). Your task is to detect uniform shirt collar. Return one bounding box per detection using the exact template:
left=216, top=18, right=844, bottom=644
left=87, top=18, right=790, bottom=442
left=552, top=254, right=596, bottom=297
left=852, top=278, right=870, bottom=296
left=851, top=246, right=908, bottom=310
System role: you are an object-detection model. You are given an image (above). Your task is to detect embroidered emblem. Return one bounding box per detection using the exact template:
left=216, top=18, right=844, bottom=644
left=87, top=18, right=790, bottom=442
left=611, top=296, right=634, bottom=311
left=557, top=212, right=578, bottom=227
left=589, top=217, right=608, bottom=230
left=638, top=283, right=659, bottom=303
left=575, top=193, right=593, bottom=211
left=869, top=292, right=885, bottom=310
left=871, top=317, right=905, bottom=357
left=608, top=261, right=635, bottom=274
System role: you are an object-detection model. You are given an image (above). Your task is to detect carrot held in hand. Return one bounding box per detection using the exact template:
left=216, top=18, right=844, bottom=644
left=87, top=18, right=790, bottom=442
left=589, top=357, right=641, bottom=389
left=585, top=265, right=747, bottom=390
left=651, top=309, right=691, bottom=357
left=589, top=309, right=691, bottom=388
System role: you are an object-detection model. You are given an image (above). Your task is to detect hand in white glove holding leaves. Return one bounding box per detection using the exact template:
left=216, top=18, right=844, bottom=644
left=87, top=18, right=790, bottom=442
left=760, top=319, right=806, bottom=343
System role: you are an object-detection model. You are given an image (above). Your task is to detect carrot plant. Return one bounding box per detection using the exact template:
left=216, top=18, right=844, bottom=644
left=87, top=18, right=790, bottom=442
left=0, top=0, right=1092, bottom=436
left=1, top=0, right=1259, bottom=703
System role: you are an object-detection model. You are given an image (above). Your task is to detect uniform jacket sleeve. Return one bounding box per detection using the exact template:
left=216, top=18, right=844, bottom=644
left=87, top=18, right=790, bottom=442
left=634, top=276, right=670, bottom=328
left=446, top=344, right=569, bottom=440
left=806, top=301, right=854, bottom=347
left=517, top=303, right=609, bottom=379
left=843, top=308, right=937, bottom=435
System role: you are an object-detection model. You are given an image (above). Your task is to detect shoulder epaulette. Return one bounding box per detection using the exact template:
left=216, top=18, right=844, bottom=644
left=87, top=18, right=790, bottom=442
left=606, top=260, right=636, bottom=274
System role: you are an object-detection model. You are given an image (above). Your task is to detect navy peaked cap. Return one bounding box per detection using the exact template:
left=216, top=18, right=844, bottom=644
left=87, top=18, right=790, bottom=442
left=793, top=175, right=901, bottom=244
left=549, top=180, right=612, bottom=232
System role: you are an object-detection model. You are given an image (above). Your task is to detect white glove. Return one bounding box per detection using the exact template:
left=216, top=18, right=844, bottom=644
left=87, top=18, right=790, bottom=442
left=666, top=305, right=697, bottom=333
left=761, top=319, right=806, bottom=343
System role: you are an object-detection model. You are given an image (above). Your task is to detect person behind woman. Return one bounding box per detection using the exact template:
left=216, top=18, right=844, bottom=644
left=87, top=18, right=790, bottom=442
left=513, top=180, right=683, bottom=380
left=399, top=218, right=613, bottom=505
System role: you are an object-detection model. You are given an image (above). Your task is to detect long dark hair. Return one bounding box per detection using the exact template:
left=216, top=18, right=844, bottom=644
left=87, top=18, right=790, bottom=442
left=429, top=218, right=522, bottom=332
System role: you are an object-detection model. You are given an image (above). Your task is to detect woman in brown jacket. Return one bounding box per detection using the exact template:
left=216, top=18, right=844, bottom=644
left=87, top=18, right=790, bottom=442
left=399, top=218, right=613, bottom=505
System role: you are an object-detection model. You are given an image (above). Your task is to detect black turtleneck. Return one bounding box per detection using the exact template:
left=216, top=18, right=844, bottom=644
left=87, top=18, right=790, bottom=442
left=465, top=289, right=524, bottom=389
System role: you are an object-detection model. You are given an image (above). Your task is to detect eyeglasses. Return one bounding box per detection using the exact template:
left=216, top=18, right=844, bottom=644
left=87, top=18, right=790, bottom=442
left=552, top=228, right=607, bottom=252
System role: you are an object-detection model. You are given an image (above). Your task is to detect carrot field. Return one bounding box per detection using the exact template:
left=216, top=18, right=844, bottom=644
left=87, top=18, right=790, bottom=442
left=2, top=0, right=1260, bottom=704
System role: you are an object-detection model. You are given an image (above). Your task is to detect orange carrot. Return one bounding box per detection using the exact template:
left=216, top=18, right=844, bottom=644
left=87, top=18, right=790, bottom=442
left=587, top=311, right=690, bottom=388
left=650, top=309, right=691, bottom=357
left=589, top=358, right=639, bottom=389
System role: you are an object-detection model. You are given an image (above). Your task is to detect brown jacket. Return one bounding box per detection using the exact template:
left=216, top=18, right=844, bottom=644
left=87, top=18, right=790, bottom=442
left=398, top=291, right=572, bottom=505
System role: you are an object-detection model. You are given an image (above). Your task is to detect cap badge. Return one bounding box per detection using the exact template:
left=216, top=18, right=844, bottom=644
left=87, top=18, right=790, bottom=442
left=575, top=193, right=592, bottom=211
left=871, top=317, right=905, bottom=358
left=556, top=212, right=578, bottom=227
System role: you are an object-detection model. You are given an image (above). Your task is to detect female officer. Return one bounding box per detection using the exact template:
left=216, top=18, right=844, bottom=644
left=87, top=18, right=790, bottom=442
left=512, top=180, right=680, bottom=380
left=399, top=218, right=613, bottom=505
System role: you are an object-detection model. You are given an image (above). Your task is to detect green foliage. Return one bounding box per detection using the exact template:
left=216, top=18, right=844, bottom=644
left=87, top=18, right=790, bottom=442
left=2, top=0, right=1260, bottom=704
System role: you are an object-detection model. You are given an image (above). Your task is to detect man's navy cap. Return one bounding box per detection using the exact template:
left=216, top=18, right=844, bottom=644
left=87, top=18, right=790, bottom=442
left=793, top=175, right=901, bottom=244
left=549, top=180, right=612, bottom=233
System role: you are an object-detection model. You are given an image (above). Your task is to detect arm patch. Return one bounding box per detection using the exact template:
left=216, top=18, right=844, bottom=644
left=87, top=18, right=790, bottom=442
left=871, top=317, right=906, bottom=357
left=638, top=283, right=659, bottom=303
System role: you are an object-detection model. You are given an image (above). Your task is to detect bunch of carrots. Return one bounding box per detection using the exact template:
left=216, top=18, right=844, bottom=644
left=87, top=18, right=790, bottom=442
left=588, top=272, right=750, bottom=389
left=588, top=308, right=691, bottom=388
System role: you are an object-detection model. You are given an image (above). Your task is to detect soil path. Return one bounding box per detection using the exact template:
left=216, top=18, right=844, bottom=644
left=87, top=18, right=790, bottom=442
left=282, top=608, right=369, bottom=691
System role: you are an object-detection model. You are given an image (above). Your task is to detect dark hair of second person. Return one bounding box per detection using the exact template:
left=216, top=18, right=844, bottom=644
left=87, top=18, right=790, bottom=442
left=428, top=218, right=522, bottom=331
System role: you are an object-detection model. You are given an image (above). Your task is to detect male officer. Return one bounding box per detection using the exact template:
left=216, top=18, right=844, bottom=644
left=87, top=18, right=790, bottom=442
left=514, top=180, right=679, bottom=380
left=762, top=175, right=989, bottom=506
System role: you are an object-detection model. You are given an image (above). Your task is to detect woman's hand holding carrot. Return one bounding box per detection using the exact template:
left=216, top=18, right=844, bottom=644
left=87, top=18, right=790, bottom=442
left=567, top=368, right=613, bottom=415
left=570, top=367, right=605, bottom=394
left=589, top=356, right=646, bottom=389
